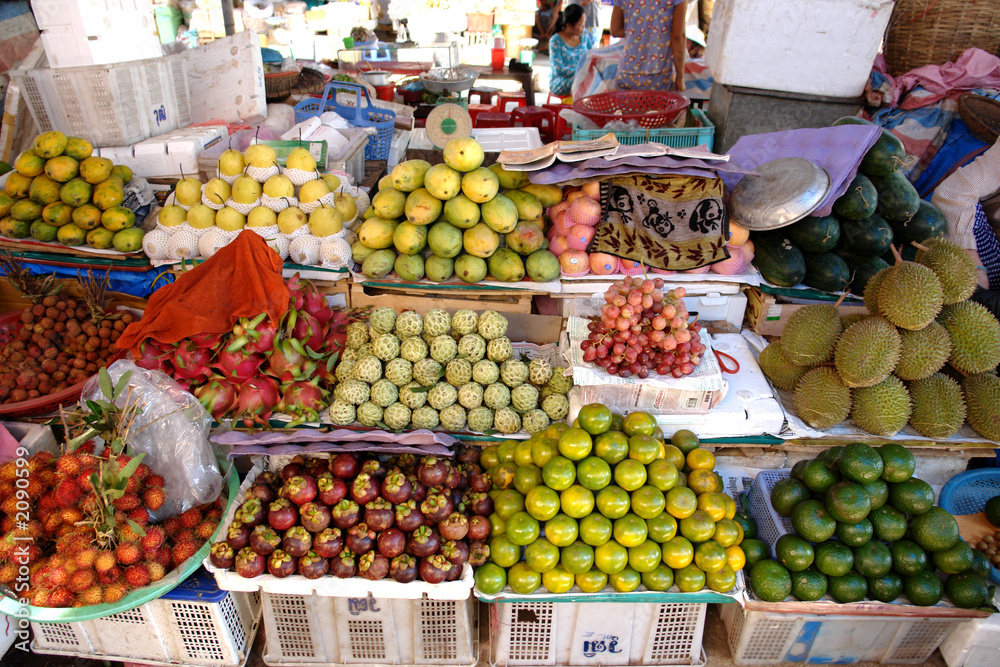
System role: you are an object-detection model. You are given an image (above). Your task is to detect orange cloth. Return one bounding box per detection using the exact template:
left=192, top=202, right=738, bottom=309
left=118, top=231, right=289, bottom=355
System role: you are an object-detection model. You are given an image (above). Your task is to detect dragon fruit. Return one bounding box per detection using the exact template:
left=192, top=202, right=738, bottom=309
left=281, top=380, right=329, bottom=426
left=216, top=347, right=265, bottom=383
left=285, top=274, right=306, bottom=311
left=134, top=339, right=174, bottom=374
left=301, top=281, right=334, bottom=326
left=173, top=343, right=215, bottom=382
left=286, top=309, right=327, bottom=353
left=227, top=313, right=281, bottom=355
left=194, top=376, right=239, bottom=420
left=187, top=332, right=225, bottom=351
left=235, top=377, right=281, bottom=428
left=267, top=338, right=316, bottom=383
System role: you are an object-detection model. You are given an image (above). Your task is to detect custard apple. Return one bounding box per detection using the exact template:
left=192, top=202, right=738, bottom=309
left=458, top=382, right=484, bottom=410
left=410, top=405, right=440, bottom=430
left=493, top=407, right=521, bottom=435
left=400, top=336, right=429, bottom=362
left=511, top=384, right=540, bottom=412
left=467, top=406, right=494, bottom=433
left=430, top=335, right=458, bottom=364
left=542, top=393, right=569, bottom=420
left=328, top=400, right=356, bottom=426
left=356, top=401, right=383, bottom=427
left=395, top=310, right=424, bottom=339
left=522, top=409, right=550, bottom=434
left=423, top=308, right=451, bottom=337
left=446, top=358, right=473, bottom=387
left=384, top=358, right=413, bottom=386
left=383, top=402, right=411, bottom=430
left=428, top=382, right=458, bottom=410
left=546, top=367, right=573, bottom=394
left=484, top=382, right=511, bottom=410
left=334, top=379, right=370, bottom=406
left=451, top=309, right=478, bottom=336
left=352, top=355, right=383, bottom=384
left=370, top=307, right=396, bottom=334
left=399, top=382, right=428, bottom=409
left=472, top=359, right=500, bottom=385
left=487, top=336, right=513, bottom=363
left=413, top=358, right=444, bottom=387
left=335, top=358, right=357, bottom=382
left=458, top=334, right=487, bottom=362
left=372, top=333, right=401, bottom=362
left=340, top=347, right=358, bottom=365
left=439, top=404, right=467, bottom=431
left=421, top=330, right=436, bottom=346
left=355, top=343, right=374, bottom=359
left=477, top=310, right=508, bottom=340
left=501, top=359, right=529, bottom=388
left=528, top=358, right=553, bottom=386
left=346, top=321, right=369, bottom=349
left=370, top=379, right=399, bottom=408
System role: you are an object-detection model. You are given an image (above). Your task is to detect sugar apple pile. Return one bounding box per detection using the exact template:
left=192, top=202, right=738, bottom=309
left=327, top=307, right=572, bottom=434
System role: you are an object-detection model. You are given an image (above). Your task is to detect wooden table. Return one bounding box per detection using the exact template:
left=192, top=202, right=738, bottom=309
left=466, top=65, right=536, bottom=106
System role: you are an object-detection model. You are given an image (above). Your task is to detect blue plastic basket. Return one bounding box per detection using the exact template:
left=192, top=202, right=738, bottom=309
left=162, top=567, right=228, bottom=603
left=938, top=468, right=1000, bottom=584
left=294, top=81, right=394, bottom=161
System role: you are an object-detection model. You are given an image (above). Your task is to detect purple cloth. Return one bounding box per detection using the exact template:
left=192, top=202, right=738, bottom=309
left=529, top=153, right=754, bottom=185
left=212, top=428, right=458, bottom=459
left=720, top=125, right=882, bottom=217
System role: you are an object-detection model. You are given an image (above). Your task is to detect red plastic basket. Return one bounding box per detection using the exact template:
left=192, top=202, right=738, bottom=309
left=572, top=90, right=691, bottom=129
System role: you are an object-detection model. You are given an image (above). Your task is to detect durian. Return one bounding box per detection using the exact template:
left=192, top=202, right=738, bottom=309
left=938, top=301, right=1000, bottom=374
left=793, top=367, right=852, bottom=429
left=893, top=321, right=951, bottom=381
left=914, top=237, right=978, bottom=304
left=850, top=375, right=910, bottom=436
left=840, top=312, right=869, bottom=329
left=963, top=373, right=1000, bottom=441
left=864, top=267, right=892, bottom=316
left=779, top=304, right=843, bottom=366
left=908, top=373, right=966, bottom=439
left=878, top=259, right=944, bottom=330
left=759, top=343, right=812, bottom=391
left=834, top=316, right=901, bottom=388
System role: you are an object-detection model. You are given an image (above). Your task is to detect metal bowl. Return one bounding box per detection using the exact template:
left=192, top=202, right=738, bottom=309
left=361, top=70, right=392, bottom=87
left=728, top=158, right=832, bottom=231
left=420, top=68, right=478, bottom=93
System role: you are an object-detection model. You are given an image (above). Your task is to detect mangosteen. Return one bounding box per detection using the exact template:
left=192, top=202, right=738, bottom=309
left=313, top=528, right=343, bottom=559
left=445, top=464, right=461, bottom=490
left=317, top=472, right=348, bottom=506
left=297, top=551, right=330, bottom=579
left=470, top=472, right=491, bottom=494
left=440, top=539, right=469, bottom=567
left=250, top=525, right=281, bottom=555
left=468, top=541, right=490, bottom=566
left=345, top=523, right=376, bottom=555
left=395, top=500, right=424, bottom=532
left=417, top=457, right=448, bottom=487
left=303, top=456, right=327, bottom=479
left=420, top=490, right=453, bottom=523
left=283, top=476, right=318, bottom=506
left=395, top=454, right=418, bottom=474
left=446, top=560, right=462, bottom=581
left=210, top=541, right=235, bottom=569
left=358, top=552, right=390, bottom=581
left=361, top=459, right=387, bottom=481
left=377, top=527, right=406, bottom=558
left=237, top=498, right=265, bottom=528
left=282, top=526, right=313, bottom=557
left=268, top=498, right=298, bottom=532
left=457, top=447, right=480, bottom=466
left=267, top=550, right=297, bottom=578
left=227, top=521, right=250, bottom=551
left=390, top=554, right=418, bottom=583
left=259, top=471, right=282, bottom=488
left=418, top=554, right=452, bottom=584
left=331, top=499, right=361, bottom=530
left=468, top=492, right=494, bottom=517
left=468, top=515, right=492, bottom=542
left=439, top=512, right=469, bottom=541
left=451, top=488, right=466, bottom=513
left=408, top=475, right=426, bottom=502
left=381, top=472, right=412, bottom=504
left=249, top=483, right=275, bottom=504
left=330, top=549, right=357, bottom=578
left=330, top=453, right=359, bottom=480
left=300, top=502, right=332, bottom=533
left=279, top=462, right=303, bottom=481
left=350, top=473, right=379, bottom=506
left=364, top=499, right=394, bottom=532
left=407, top=525, right=440, bottom=558
left=235, top=547, right=266, bottom=578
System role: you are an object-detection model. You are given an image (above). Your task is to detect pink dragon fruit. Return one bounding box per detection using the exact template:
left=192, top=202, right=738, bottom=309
left=285, top=274, right=305, bottom=310
left=194, top=376, right=239, bottom=421
left=281, top=380, right=329, bottom=426
left=285, top=309, right=327, bottom=353
left=172, top=343, right=215, bottom=382
left=215, top=347, right=265, bottom=383
left=266, top=338, right=316, bottom=383
left=235, top=377, right=281, bottom=428
left=187, top=332, right=225, bottom=351
left=228, top=313, right=280, bottom=355
left=133, top=339, right=174, bottom=374
left=301, top=281, right=334, bottom=326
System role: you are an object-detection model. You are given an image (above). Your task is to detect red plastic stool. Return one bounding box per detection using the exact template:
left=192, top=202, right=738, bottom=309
left=511, top=106, right=557, bottom=144
left=496, top=91, right=526, bottom=114
left=468, top=87, right=501, bottom=106
left=542, top=103, right=573, bottom=140
left=467, top=103, right=498, bottom=127
left=475, top=112, right=513, bottom=128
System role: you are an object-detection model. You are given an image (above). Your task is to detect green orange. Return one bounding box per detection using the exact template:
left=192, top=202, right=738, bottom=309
left=594, top=540, right=629, bottom=574
left=675, top=564, right=706, bottom=592
left=558, top=428, right=594, bottom=461
left=609, top=566, right=641, bottom=592
left=576, top=568, right=608, bottom=592
left=525, top=537, right=560, bottom=573
left=561, top=540, right=595, bottom=574
left=544, top=514, right=579, bottom=547
left=525, top=485, right=560, bottom=521
left=666, top=487, right=698, bottom=519
left=662, top=536, right=694, bottom=569
left=577, top=403, right=613, bottom=435
left=614, top=459, right=647, bottom=491
left=576, top=456, right=612, bottom=491
left=613, top=513, right=648, bottom=548
left=594, top=431, right=629, bottom=464
left=628, top=540, right=662, bottom=573
left=579, top=514, right=613, bottom=546
left=694, top=540, right=727, bottom=573
left=628, top=434, right=661, bottom=464
left=506, top=511, right=540, bottom=546
left=560, top=484, right=596, bottom=519
left=646, top=514, right=678, bottom=543
left=631, top=485, right=666, bottom=520
left=531, top=438, right=559, bottom=467
left=542, top=456, right=576, bottom=490
left=679, top=510, right=716, bottom=543
left=542, top=565, right=575, bottom=593
left=595, top=485, right=631, bottom=519
left=508, top=562, right=541, bottom=595
left=646, top=459, right=679, bottom=492
left=623, top=411, right=658, bottom=437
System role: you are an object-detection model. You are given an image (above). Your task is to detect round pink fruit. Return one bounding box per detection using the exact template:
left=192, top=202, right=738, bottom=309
left=589, top=252, right=618, bottom=275
left=549, top=235, right=570, bottom=256
left=567, top=224, right=596, bottom=251
left=565, top=196, right=601, bottom=227
left=618, top=259, right=645, bottom=275
left=560, top=250, right=590, bottom=276
left=709, top=245, right=748, bottom=275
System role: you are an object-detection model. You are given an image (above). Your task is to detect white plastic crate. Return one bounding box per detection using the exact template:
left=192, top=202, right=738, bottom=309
left=31, top=569, right=262, bottom=667
left=720, top=600, right=969, bottom=665
left=744, top=468, right=793, bottom=557
left=940, top=594, right=1000, bottom=667
left=490, top=601, right=706, bottom=666
left=33, top=0, right=161, bottom=68
left=97, top=124, right=229, bottom=179
left=261, top=590, right=477, bottom=666
left=11, top=30, right=266, bottom=148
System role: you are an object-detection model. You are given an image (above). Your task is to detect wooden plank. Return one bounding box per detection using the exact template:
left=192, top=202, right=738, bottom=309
left=350, top=283, right=533, bottom=316
left=0, top=278, right=146, bottom=315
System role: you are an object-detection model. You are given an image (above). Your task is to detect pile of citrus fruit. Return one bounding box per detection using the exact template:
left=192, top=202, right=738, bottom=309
left=473, top=404, right=748, bottom=596
left=749, top=443, right=994, bottom=609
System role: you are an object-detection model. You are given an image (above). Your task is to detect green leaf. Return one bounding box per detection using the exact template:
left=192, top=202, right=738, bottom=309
left=127, top=519, right=147, bottom=538
left=98, top=368, right=113, bottom=401
left=106, top=487, right=125, bottom=501
left=116, top=453, right=146, bottom=482
left=519, top=352, right=530, bottom=363
left=113, top=371, right=133, bottom=399
left=409, top=385, right=432, bottom=393
left=86, top=399, right=103, bottom=414
left=89, top=472, right=100, bottom=493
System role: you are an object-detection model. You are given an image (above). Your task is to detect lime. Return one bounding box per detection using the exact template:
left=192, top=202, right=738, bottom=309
left=904, top=570, right=943, bottom=606
left=560, top=540, right=595, bottom=575
left=868, top=572, right=904, bottom=603
left=890, top=540, right=928, bottom=577
left=775, top=534, right=815, bottom=572
left=576, top=456, right=612, bottom=491
left=790, top=568, right=828, bottom=601
left=828, top=570, right=867, bottom=603
left=525, top=537, right=560, bottom=573
left=542, top=565, right=575, bottom=593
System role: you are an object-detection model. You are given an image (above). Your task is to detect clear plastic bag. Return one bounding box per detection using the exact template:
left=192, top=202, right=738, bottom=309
left=81, top=360, right=223, bottom=520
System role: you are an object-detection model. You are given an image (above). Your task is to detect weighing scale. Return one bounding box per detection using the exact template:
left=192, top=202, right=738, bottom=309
left=425, top=104, right=474, bottom=148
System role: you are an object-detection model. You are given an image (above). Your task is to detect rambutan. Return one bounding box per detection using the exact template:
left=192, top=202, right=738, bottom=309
left=38, top=493, right=58, bottom=511
left=114, top=492, right=140, bottom=511
left=146, top=474, right=165, bottom=488
left=103, top=582, right=127, bottom=603
left=141, top=526, right=166, bottom=551
left=125, top=475, right=141, bottom=494
left=56, top=533, right=89, bottom=556
left=129, top=508, right=150, bottom=525
left=0, top=461, right=18, bottom=482
left=23, top=520, right=44, bottom=540
left=55, top=525, right=76, bottom=538
left=195, top=519, right=219, bottom=540
left=61, top=507, right=84, bottom=525
left=116, top=541, right=141, bottom=566
left=54, top=479, right=83, bottom=509
left=174, top=529, right=196, bottom=545
left=144, top=487, right=166, bottom=511
left=24, top=478, right=44, bottom=498
left=0, top=516, right=14, bottom=534
left=171, top=541, right=200, bottom=567
left=32, top=589, right=52, bottom=608
left=64, top=559, right=79, bottom=575
left=49, top=588, right=74, bottom=608
left=80, top=585, right=103, bottom=606
left=0, top=536, right=14, bottom=560
left=48, top=566, right=69, bottom=589
left=0, top=496, right=19, bottom=516
left=117, top=521, right=142, bottom=543
left=0, top=562, right=17, bottom=583
left=163, top=517, right=181, bottom=534
left=56, top=454, right=82, bottom=478
left=68, top=569, right=95, bottom=593
left=42, top=514, right=62, bottom=533
left=152, top=547, right=172, bottom=567
left=146, top=562, right=166, bottom=582
left=94, top=551, right=117, bottom=574
left=125, top=564, right=151, bottom=589
left=98, top=565, right=122, bottom=585
left=76, top=472, right=96, bottom=492
left=205, top=508, right=223, bottom=521
left=0, top=482, right=15, bottom=500
left=115, top=455, right=132, bottom=470
left=179, top=508, right=203, bottom=529
left=77, top=440, right=95, bottom=454
left=75, top=547, right=98, bottom=570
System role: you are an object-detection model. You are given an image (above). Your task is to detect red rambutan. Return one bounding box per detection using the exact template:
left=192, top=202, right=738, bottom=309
left=125, top=475, right=141, bottom=494
left=153, top=546, right=172, bottom=568
left=103, top=582, right=127, bottom=603
left=61, top=507, right=84, bottom=525
left=54, top=479, right=83, bottom=509
left=98, top=565, right=122, bottom=585
left=114, top=492, right=140, bottom=512
left=0, top=517, right=14, bottom=534
left=174, top=529, right=196, bottom=545
left=117, top=521, right=142, bottom=543
left=195, top=519, right=219, bottom=541
left=125, top=564, right=151, bottom=589
left=146, top=562, right=166, bottom=582
left=56, top=454, right=82, bottom=478
left=0, top=496, right=19, bottom=516
left=68, top=569, right=95, bottom=593
left=42, top=514, right=62, bottom=533
left=141, top=526, right=166, bottom=551
left=56, top=533, right=89, bottom=556
left=32, top=589, right=52, bottom=608
left=94, top=550, right=117, bottom=574
left=116, top=541, right=141, bottom=566
left=163, top=517, right=181, bottom=534
left=0, top=562, right=17, bottom=584
left=80, top=585, right=103, bottom=606
left=135, top=464, right=151, bottom=481
left=75, top=547, right=98, bottom=570
left=49, top=588, right=74, bottom=608
left=179, top=508, right=203, bottom=529
left=144, top=487, right=166, bottom=511
left=48, top=566, right=69, bottom=589
left=171, top=541, right=200, bottom=567
left=38, top=493, right=58, bottom=511
left=205, top=508, right=223, bottom=521
left=0, top=461, right=18, bottom=482
left=129, top=508, right=150, bottom=526
left=76, top=472, right=95, bottom=492
left=146, top=474, right=165, bottom=488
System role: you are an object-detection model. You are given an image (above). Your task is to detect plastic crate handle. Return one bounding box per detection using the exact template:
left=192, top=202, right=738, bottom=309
left=317, top=81, right=378, bottom=119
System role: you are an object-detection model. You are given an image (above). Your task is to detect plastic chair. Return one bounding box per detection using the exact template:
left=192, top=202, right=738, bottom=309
left=542, top=103, right=573, bottom=140
left=496, top=91, right=527, bottom=114
left=475, top=112, right=513, bottom=128
left=469, top=87, right=501, bottom=106
left=511, top=106, right=557, bottom=143
left=467, top=103, right=498, bottom=127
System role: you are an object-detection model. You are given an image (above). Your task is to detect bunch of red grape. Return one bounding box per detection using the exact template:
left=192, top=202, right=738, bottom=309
left=580, top=277, right=704, bottom=379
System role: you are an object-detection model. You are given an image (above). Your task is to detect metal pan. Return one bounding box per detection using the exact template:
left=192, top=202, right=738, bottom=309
left=729, top=157, right=831, bottom=230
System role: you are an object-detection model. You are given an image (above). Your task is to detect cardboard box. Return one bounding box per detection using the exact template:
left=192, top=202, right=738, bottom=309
left=744, top=285, right=867, bottom=336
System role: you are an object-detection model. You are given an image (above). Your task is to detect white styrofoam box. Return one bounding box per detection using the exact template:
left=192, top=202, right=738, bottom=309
left=406, top=127, right=542, bottom=152
left=940, top=591, right=1000, bottom=667
left=11, top=30, right=266, bottom=148
left=31, top=0, right=154, bottom=33
left=40, top=23, right=161, bottom=69
left=261, top=591, right=476, bottom=666
left=720, top=602, right=969, bottom=665
left=491, top=601, right=706, bottom=666
left=97, top=124, right=228, bottom=178
left=704, top=0, right=895, bottom=98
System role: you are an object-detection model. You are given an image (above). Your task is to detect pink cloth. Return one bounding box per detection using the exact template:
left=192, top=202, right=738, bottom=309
left=888, top=48, right=1000, bottom=109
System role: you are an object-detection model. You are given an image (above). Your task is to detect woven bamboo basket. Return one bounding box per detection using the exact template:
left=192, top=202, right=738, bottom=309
left=958, top=93, right=1000, bottom=144
left=884, top=0, right=1000, bottom=76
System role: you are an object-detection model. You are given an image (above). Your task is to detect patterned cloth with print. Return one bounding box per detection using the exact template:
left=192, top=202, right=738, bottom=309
left=613, top=0, right=684, bottom=91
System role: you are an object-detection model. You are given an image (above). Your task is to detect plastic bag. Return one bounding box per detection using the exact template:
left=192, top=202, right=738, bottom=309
left=81, top=360, right=223, bottom=520
left=572, top=42, right=624, bottom=102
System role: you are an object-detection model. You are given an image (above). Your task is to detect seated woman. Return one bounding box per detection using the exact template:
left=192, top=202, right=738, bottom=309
left=548, top=4, right=597, bottom=100
left=534, top=0, right=562, bottom=54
